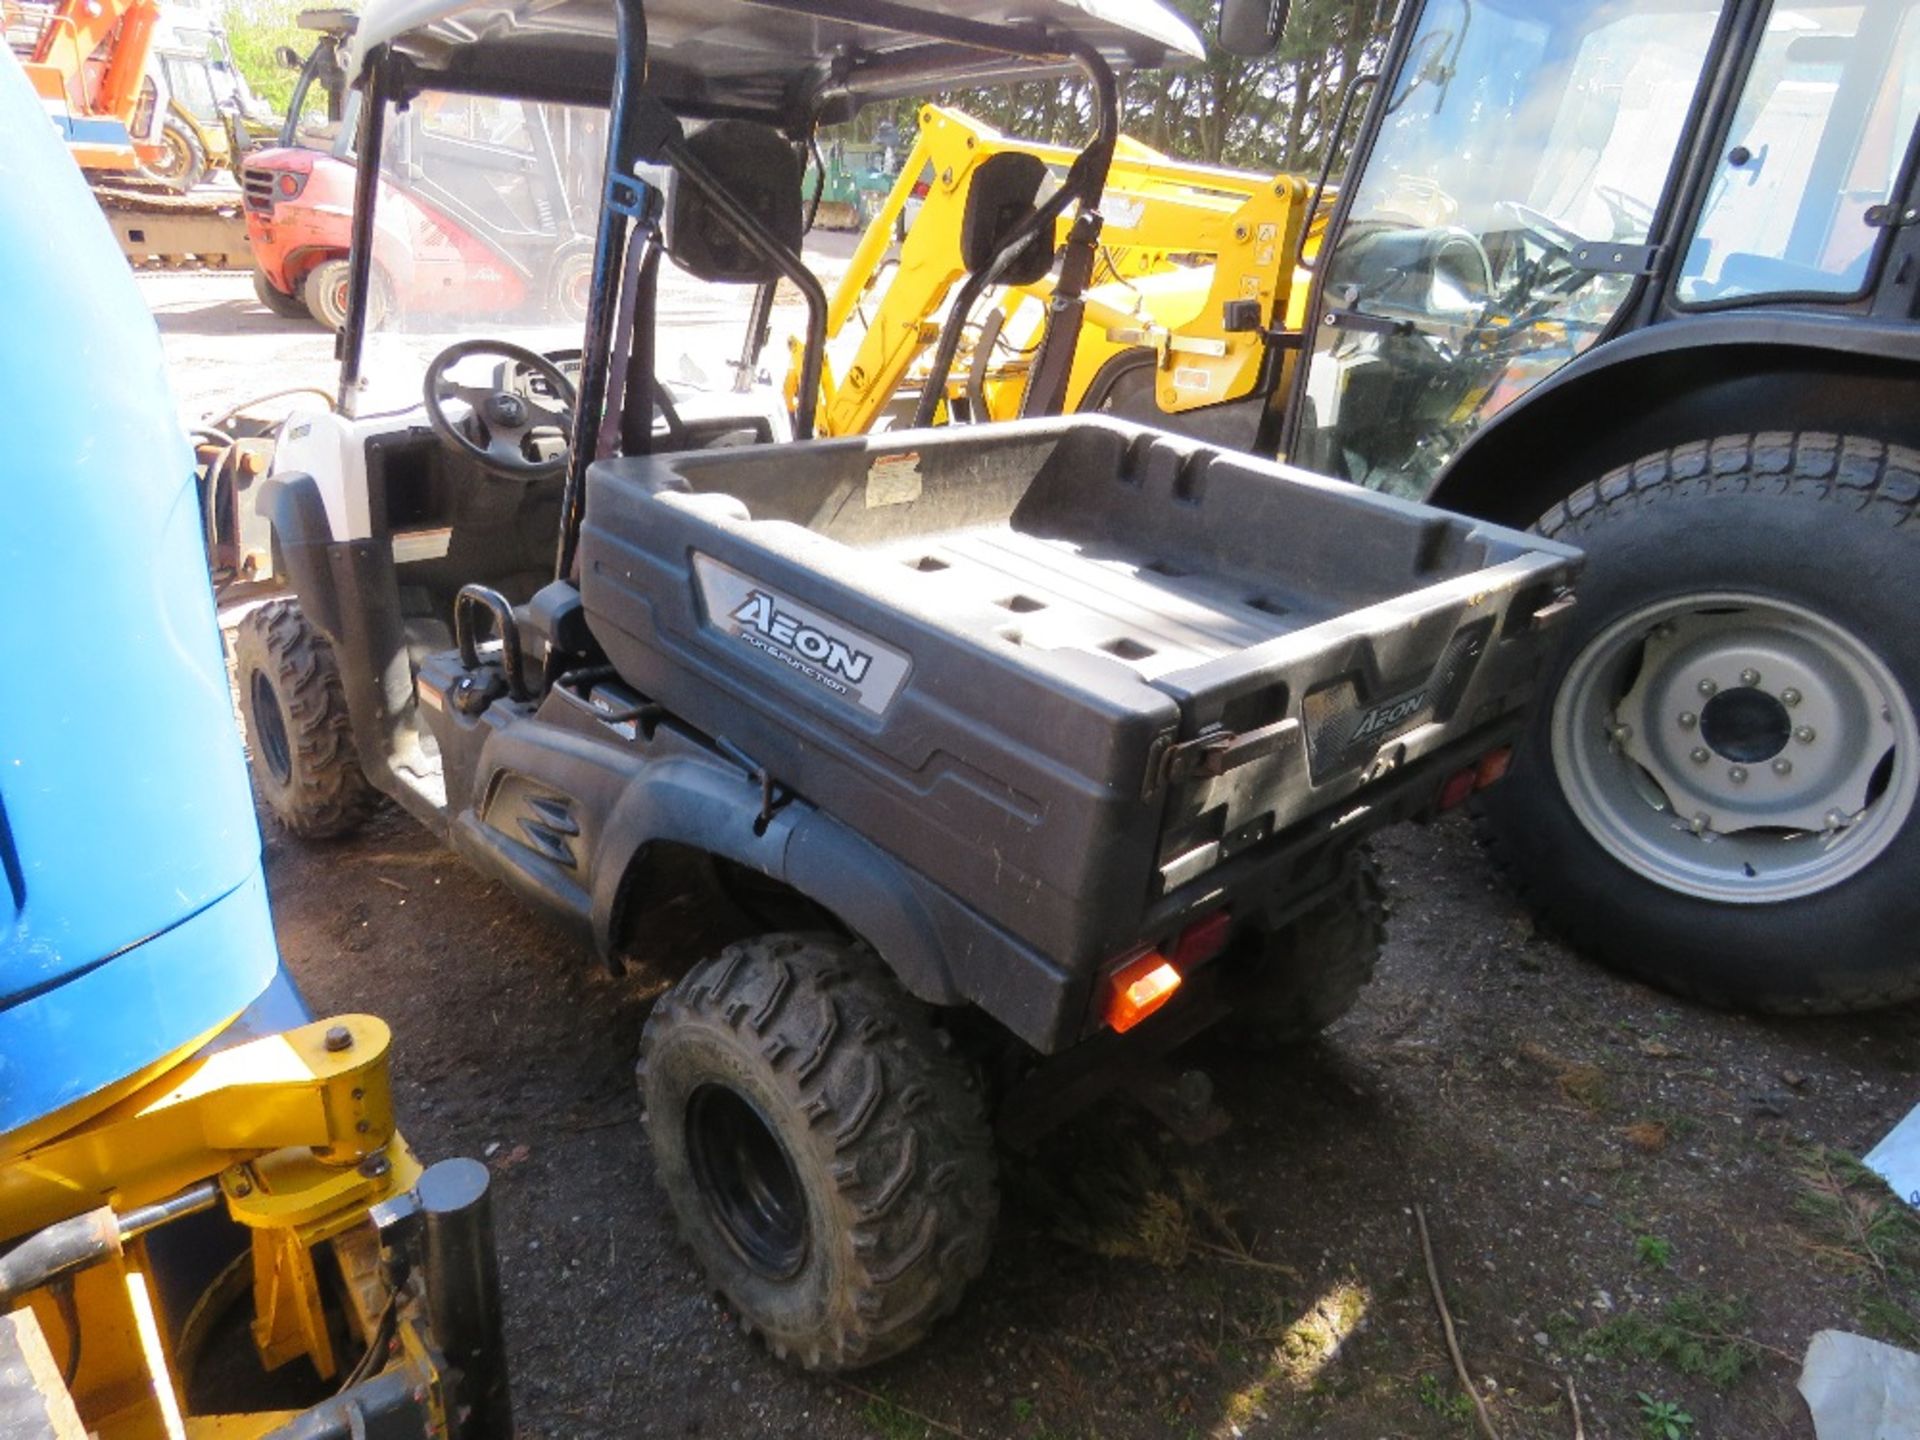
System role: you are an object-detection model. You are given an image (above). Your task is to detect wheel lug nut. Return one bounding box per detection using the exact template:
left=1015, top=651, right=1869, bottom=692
left=1729, top=765, right=1748, bottom=784
left=1690, top=747, right=1710, bottom=764
left=1739, top=668, right=1761, bottom=687
left=1795, top=725, right=1816, bottom=744
left=1772, top=758, right=1793, bottom=777
left=1678, top=711, right=1697, bottom=729
left=1781, top=688, right=1801, bottom=707
left=1611, top=723, right=1633, bottom=743
left=1698, top=678, right=1718, bottom=696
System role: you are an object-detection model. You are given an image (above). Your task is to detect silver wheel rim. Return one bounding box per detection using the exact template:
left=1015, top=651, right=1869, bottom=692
left=1552, top=591, right=1917, bottom=903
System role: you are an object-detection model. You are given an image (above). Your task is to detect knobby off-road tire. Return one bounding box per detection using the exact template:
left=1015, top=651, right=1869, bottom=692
left=1476, top=432, right=1920, bottom=1013
left=1219, top=848, right=1386, bottom=1050
left=639, top=933, right=998, bottom=1371
left=234, top=598, right=377, bottom=839
left=252, top=266, right=307, bottom=319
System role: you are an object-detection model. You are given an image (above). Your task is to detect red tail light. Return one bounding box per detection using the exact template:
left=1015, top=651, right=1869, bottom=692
left=1171, top=908, right=1233, bottom=969
left=910, top=179, right=930, bottom=199
left=1436, top=765, right=1477, bottom=811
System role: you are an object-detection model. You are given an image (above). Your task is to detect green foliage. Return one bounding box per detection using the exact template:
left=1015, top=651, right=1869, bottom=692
left=1634, top=1234, right=1673, bottom=1270
left=1415, top=1372, right=1473, bottom=1427
left=1637, top=1393, right=1694, bottom=1439
left=223, top=0, right=325, bottom=112
left=1591, top=1291, right=1758, bottom=1387
left=860, top=1392, right=932, bottom=1440
left=832, top=0, right=1395, bottom=172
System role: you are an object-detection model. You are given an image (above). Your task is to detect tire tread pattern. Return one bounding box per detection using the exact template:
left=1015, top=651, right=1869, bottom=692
left=639, top=934, right=997, bottom=1371
left=235, top=598, right=377, bottom=839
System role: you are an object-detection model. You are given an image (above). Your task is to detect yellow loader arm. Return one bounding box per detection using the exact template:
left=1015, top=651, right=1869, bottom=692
left=798, top=105, right=1320, bottom=435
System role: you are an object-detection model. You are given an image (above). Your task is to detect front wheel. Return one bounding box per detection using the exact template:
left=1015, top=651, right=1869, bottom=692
left=303, top=258, right=388, bottom=332
left=1477, top=433, right=1920, bottom=1012
left=252, top=266, right=307, bottom=319
left=234, top=598, right=377, bottom=839
left=140, top=114, right=206, bottom=194
left=639, top=934, right=997, bottom=1370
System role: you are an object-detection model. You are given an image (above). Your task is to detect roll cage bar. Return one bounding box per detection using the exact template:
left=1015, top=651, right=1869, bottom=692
left=335, top=0, right=1169, bottom=586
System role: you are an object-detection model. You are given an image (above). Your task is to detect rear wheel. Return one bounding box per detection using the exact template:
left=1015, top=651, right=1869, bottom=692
left=1477, top=432, right=1920, bottom=1012
left=639, top=933, right=997, bottom=1370
left=234, top=598, right=377, bottom=839
left=252, top=266, right=307, bottom=318
left=140, top=114, right=206, bottom=194
left=1217, top=848, right=1386, bottom=1049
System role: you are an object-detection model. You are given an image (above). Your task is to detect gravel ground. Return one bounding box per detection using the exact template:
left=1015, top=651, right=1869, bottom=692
left=147, top=268, right=1920, bottom=1440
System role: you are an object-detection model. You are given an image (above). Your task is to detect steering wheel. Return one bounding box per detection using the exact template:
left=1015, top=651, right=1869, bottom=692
left=423, top=339, right=576, bottom=480
left=1498, top=199, right=1591, bottom=259
left=1595, top=184, right=1654, bottom=239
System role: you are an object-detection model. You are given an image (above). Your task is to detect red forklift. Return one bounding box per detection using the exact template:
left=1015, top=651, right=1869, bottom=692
left=242, top=9, right=598, bottom=330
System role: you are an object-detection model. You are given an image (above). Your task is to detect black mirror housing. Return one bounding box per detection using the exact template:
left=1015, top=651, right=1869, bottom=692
left=665, top=120, right=804, bottom=286
left=1218, top=0, right=1291, bottom=57
left=959, top=151, right=1053, bottom=284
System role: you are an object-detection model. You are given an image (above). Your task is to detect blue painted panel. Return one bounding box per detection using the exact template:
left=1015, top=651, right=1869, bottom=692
left=0, top=52, right=277, bottom=1133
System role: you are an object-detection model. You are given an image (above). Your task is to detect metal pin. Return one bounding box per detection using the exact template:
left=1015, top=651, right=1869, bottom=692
left=1729, top=766, right=1748, bottom=784
left=1781, top=688, right=1802, bottom=707
left=1678, top=711, right=1697, bottom=729
left=1795, top=726, right=1816, bottom=743
left=1698, top=678, right=1718, bottom=696
left=1690, top=746, right=1711, bottom=764
left=1772, top=758, right=1792, bottom=776
left=1739, top=668, right=1761, bottom=687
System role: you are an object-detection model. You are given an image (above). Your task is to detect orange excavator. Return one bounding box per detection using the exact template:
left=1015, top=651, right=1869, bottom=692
left=9, top=0, right=161, bottom=170
left=7, top=0, right=248, bottom=263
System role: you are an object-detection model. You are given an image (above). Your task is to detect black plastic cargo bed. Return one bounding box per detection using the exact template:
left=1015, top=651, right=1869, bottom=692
left=579, top=418, right=1578, bottom=967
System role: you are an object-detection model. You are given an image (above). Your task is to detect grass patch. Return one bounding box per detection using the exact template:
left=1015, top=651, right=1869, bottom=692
left=1415, top=1372, right=1474, bottom=1429
left=1590, top=1290, right=1759, bottom=1386
left=1791, top=1146, right=1920, bottom=1346
left=1634, top=1234, right=1673, bottom=1270
left=1014, top=1126, right=1228, bottom=1268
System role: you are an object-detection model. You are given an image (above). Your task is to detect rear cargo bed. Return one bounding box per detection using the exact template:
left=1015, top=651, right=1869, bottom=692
left=579, top=418, right=1578, bottom=966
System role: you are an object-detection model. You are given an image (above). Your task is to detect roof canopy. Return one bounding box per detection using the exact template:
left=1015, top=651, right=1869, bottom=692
left=347, top=0, right=1204, bottom=123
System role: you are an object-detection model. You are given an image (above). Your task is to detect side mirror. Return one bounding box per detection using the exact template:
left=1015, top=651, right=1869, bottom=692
left=959, top=152, right=1053, bottom=284
left=274, top=44, right=303, bottom=69
left=666, top=120, right=804, bottom=285
left=1217, top=0, right=1291, bottom=57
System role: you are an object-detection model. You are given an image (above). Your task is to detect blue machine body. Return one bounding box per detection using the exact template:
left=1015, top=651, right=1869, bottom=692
left=0, top=52, right=284, bottom=1139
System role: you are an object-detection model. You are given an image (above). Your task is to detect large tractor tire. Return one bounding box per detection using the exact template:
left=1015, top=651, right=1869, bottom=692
left=233, top=598, right=378, bottom=839
left=139, top=114, right=207, bottom=194
left=252, top=267, right=307, bottom=319
left=639, top=933, right=997, bottom=1371
left=1477, top=432, right=1920, bottom=1012
left=1218, top=848, right=1386, bottom=1049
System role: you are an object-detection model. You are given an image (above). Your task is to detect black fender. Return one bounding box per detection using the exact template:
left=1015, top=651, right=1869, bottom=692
left=1428, top=313, right=1920, bottom=526
left=582, top=745, right=1079, bottom=1050
left=256, top=472, right=344, bottom=640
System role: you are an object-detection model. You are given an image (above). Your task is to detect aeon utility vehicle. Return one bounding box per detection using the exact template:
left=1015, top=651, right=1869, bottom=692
left=228, top=0, right=1579, bottom=1370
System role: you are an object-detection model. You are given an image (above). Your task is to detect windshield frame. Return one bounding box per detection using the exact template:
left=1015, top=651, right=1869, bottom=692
left=1275, top=0, right=1744, bottom=468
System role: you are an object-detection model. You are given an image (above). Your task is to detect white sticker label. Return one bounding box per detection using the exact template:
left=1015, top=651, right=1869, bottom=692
left=1172, top=366, right=1213, bottom=394
left=1104, top=195, right=1147, bottom=231
left=693, top=555, right=912, bottom=717
left=866, top=451, right=923, bottom=508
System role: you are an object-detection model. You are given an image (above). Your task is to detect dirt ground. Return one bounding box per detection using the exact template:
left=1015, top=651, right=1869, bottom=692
left=146, top=271, right=1920, bottom=1440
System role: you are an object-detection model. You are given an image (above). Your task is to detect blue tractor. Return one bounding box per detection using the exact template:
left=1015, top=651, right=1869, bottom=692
left=0, top=49, right=508, bottom=1438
